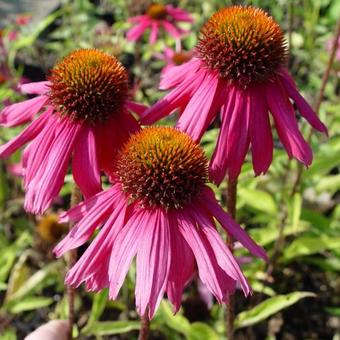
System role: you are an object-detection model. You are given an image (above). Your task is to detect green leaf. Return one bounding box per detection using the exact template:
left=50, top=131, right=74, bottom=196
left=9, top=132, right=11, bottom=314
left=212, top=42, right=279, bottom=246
left=82, top=289, right=108, bottom=333
left=238, top=188, right=277, bottom=215
left=187, top=322, right=219, bottom=340
left=7, top=296, right=53, bottom=314
left=282, top=235, right=340, bottom=262
left=155, top=301, right=191, bottom=335
left=326, top=307, right=340, bottom=316
left=6, top=262, right=61, bottom=302
left=82, top=321, right=140, bottom=336
left=235, top=292, right=315, bottom=329
left=1, top=327, right=16, bottom=340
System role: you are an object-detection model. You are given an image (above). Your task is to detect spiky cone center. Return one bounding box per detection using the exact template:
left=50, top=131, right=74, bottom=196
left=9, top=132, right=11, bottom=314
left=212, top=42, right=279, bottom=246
left=171, top=51, right=192, bottom=65
left=116, top=127, right=208, bottom=210
left=147, top=3, right=168, bottom=20
left=197, top=5, right=287, bottom=88
left=48, top=49, right=128, bottom=124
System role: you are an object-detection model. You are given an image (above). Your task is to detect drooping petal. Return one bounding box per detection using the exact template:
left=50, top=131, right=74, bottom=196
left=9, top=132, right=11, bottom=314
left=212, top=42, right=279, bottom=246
left=165, top=5, right=193, bottom=22
left=24, top=118, right=82, bottom=214
left=161, top=21, right=182, bottom=39
left=0, top=95, right=49, bottom=127
left=176, top=71, right=223, bottom=141
left=278, top=70, right=327, bottom=133
left=54, top=187, right=122, bottom=256
left=266, top=81, right=313, bottom=166
left=249, top=86, right=273, bottom=175
left=135, top=209, right=171, bottom=318
left=22, top=108, right=56, bottom=189
left=0, top=109, right=50, bottom=158
left=177, top=212, right=232, bottom=303
left=189, top=205, right=250, bottom=295
left=125, top=100, right=148, bottom=117
left=140, top=80, right=194, bottom=124
left=58, top=185, right=120, bottom=223
left=209, top=87, right=236, bottom=185
left=72, top=125, right=101, bottom=199
left=65, top=199, right=128, bottom=288
left=95, top=113, right=139, bottom=172
left=149, top=21, right=159, bottom=44
left=201, top=187, right=267, bottom=261
left=126, top=20, right=150, bottom=42
left=19, top=81, right=50, bottom=95
left=224, top=89, right=250, bottom=180
left=160, top=58, right=201, bottom=90
left=108, top=209, right=147, bottom=300
left=166, top=211, right=195, bottom=312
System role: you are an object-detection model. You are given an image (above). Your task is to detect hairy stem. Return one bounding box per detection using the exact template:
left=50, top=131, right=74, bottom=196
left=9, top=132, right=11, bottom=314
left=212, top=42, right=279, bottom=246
left=138, top=312, right=150, bottom=340
left=224, top=176, right=238, bottom=340
left=67, top=184, right=82, bottom=340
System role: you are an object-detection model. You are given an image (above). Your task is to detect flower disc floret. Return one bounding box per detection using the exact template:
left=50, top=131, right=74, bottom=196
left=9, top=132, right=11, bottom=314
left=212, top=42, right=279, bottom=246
left=116, top=127, right=208, bottom=209
left=197, top=6, right=287, bottom=88
left=147, top=4, right=168, bottom=20
left=48, top=49, right=128, bottom=124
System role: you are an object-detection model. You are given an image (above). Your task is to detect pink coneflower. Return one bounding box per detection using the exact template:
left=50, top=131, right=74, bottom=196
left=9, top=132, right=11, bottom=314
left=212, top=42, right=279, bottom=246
left=127, top=3, right=193, bottom=44
left=54, top=126, right=266, bottom=318
left=0, top=49, right=146, bottom=214
left=141, top=6, right=327, bottom=184
left=156, top=46, right=193, bottom=76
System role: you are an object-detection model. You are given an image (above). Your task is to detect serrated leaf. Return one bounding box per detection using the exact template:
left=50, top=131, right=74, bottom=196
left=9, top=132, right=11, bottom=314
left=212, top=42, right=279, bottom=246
left=235, top=292, right=315, bottom=329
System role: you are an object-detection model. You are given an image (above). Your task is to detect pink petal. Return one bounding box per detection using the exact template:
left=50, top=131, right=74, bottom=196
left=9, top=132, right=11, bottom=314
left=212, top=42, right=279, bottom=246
left=108, top=209, right=147, bottom=300
left=22, top=108, right=56, bottom=189
left=209, top=87, right=236, bottom=185
left=160, top=58, right=201, bottom=90
left=149, top=21, right=159, bottom=44
left=0, top=110, right=50, bottom=158
left=95, top=113, right=139, bottom=172
left=140, top=80, right=193, bottom=124
left=266, top=81, right=313, bottom=166
left=176, top=71, right=224, bottom=141
left=72, top=125, right=102, bottom=199
left=0, top=96, right=48, bottom=127
left=126, top=21, right=150, bottom=42
left=249, top=86, right=273, bottom=175
left=135, top=209, right=171, bottom=318
left=128, top=15, right=147, bottom=23
left=165, top=5, right=193, bottom=22
left=202, top=187, right=267, bottom=261
left=166, top=211, right=195, bottom=312
left=161, top=21, right=182, bottom=39
left=66, top=199, right=128, bottom=288
left=125, top=100, right=148, bottom=117
left=24, top=118, right=82, bottom=214
left=189, top=205, right=250, bottom=295
left=278, top=71, right=327, bottom=133
left=19, top=81, right=50, bottom=95
left=59, top=185, right=120, bottom=223
left=54, top=187, right=122, bottom=256
left=177, top=212, right=233, bottom=303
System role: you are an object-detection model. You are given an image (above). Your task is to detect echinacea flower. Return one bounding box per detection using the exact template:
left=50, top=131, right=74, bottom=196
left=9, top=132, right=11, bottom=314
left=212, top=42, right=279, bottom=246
left=127, top=3, right=193, bottom=44
left=0, top=49, right=146, bottom=214
left=141, top=6, right=327, bottom=184
left=156, top=46, right=193, bottom=76
left=54, top=126, right=266, bottom=319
